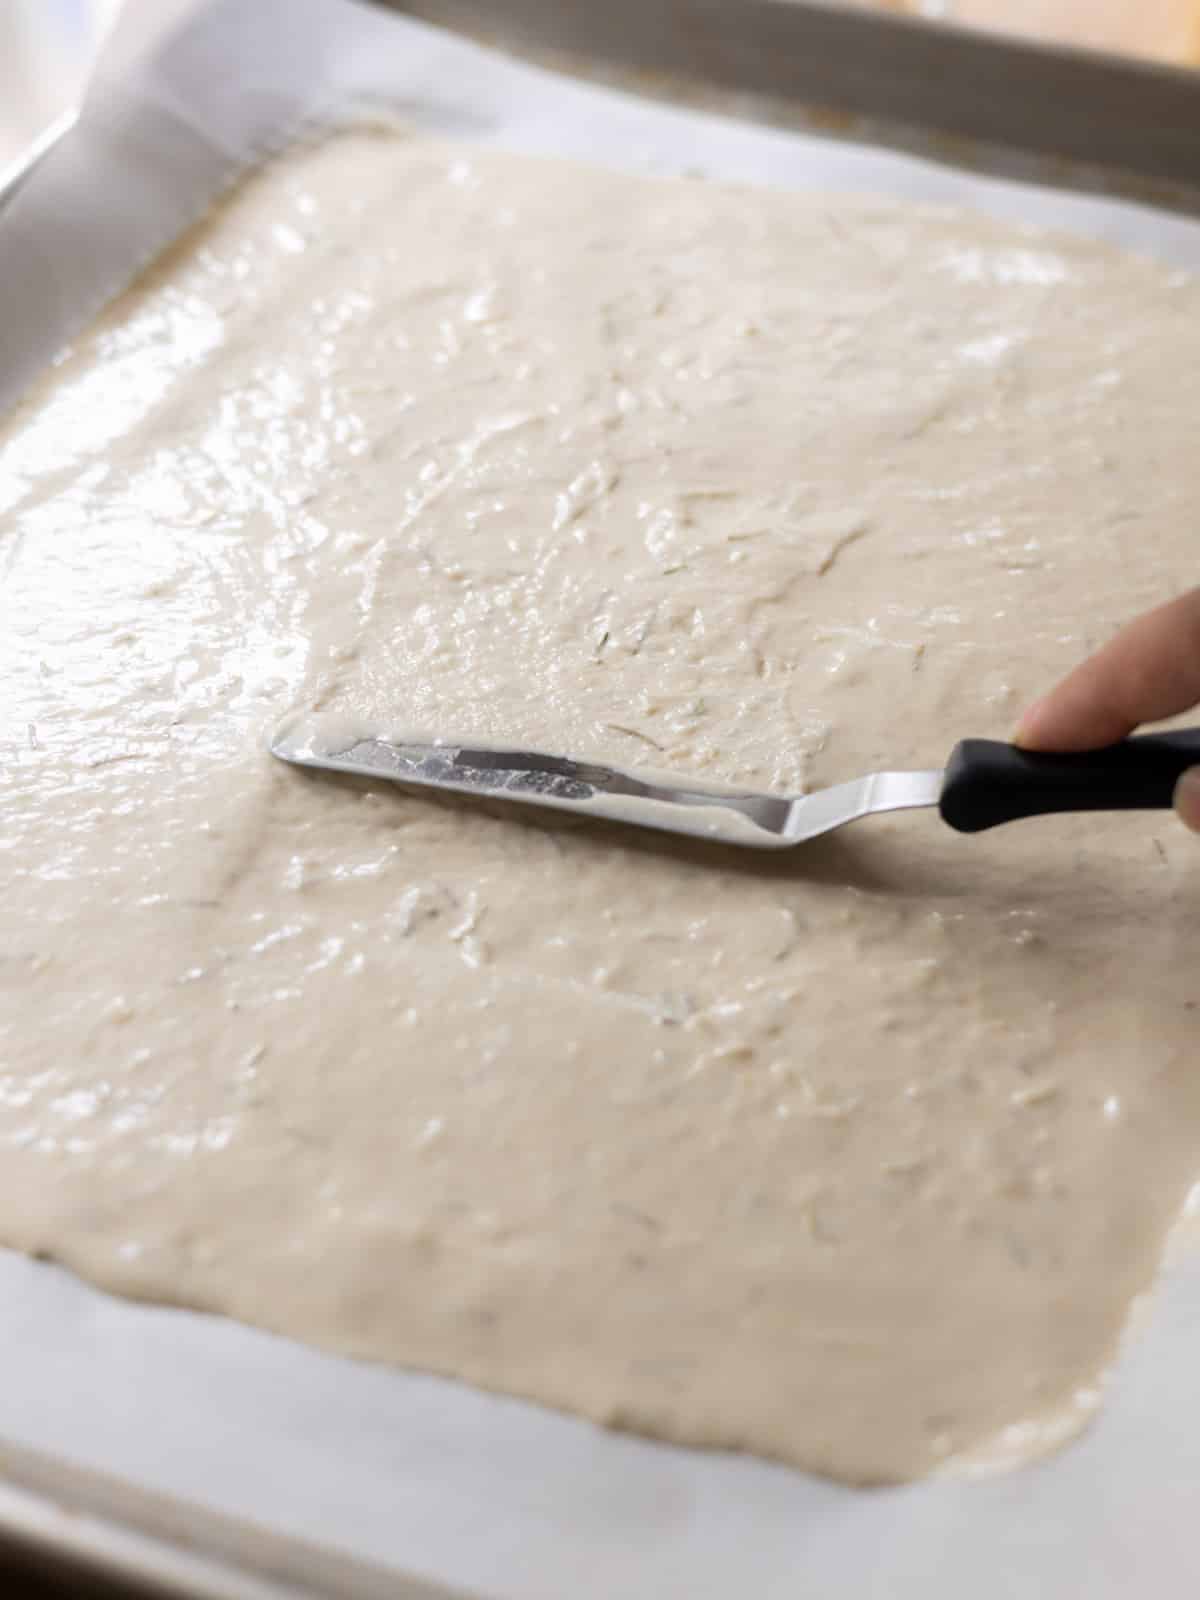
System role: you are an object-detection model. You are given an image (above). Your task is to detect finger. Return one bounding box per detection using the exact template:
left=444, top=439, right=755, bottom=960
left=1176, top=768, right=1200, bottom=833
left=1014, top=588, right=1200, bottom=752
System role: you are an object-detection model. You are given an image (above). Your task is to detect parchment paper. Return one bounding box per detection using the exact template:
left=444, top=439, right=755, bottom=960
left=4, top=3, right=1200, bottom=1594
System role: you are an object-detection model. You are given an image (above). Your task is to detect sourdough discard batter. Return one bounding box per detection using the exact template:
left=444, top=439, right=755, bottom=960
left=3, top=130, right=1200, bottom=1484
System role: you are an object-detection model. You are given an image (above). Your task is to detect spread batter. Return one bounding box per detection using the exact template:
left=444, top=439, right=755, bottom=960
left=3, top=129, right=1200, bottom=1485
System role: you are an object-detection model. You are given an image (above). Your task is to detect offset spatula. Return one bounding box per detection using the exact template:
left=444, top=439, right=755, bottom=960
left=271, top=715, right=1200, bottom=851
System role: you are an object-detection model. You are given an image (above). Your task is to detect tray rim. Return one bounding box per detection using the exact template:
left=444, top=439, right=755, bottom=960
left=399, top=0, right=1200, bottom=200
left=0, top=1432, right=462, bottom=1600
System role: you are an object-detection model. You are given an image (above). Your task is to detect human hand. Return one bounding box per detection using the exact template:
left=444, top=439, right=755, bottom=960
left=1014, top=588, right=1200, bottom=833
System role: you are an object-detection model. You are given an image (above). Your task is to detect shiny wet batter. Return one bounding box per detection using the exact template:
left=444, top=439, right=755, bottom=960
left=3, top=130, right=1200, bottom=1484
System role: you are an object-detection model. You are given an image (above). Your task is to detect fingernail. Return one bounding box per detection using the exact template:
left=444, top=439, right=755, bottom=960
left=1012, top=699, right=1045, bottom=749
left=1174, top=767, right=1200, bottom=833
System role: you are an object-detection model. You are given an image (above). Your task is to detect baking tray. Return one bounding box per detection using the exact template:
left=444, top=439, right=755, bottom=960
left=4, top=3, right=1200, bottom=1596
left=399, top=0, right=1200, bottom=198
left=0, top=112, right=77, bottom=217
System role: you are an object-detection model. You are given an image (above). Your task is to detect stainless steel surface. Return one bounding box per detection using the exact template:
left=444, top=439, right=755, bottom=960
left=271, top=726, right=944, bottom=848
left=0, top=109, right=78, bottom=215
left=0, top=0, right=109, bottom=168
left=0, top=1435, right=461, bottom=1600
left=393, top=0, right=1200, bottom=194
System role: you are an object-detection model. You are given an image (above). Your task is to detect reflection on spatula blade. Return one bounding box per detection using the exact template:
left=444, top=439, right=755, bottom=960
left=270, top=713, right=941, bottom=850
left=272, top=714, right=1200, bottom=847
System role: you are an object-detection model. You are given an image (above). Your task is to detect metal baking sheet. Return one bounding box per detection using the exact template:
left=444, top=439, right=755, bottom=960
left=4, top=3, right=1200, bottom=1596
left=399, top=0, right=1200, bottom=192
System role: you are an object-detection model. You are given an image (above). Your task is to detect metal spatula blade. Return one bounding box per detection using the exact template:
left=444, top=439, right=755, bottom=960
left=271, top=715, right=1200, bottom=849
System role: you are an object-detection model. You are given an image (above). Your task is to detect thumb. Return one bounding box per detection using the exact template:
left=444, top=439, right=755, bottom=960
left=1175, top=768, right=1200, bottom=833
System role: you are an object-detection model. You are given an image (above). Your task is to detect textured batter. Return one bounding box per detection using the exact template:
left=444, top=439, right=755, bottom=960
left=3, top=130, right=1200, bottom=1485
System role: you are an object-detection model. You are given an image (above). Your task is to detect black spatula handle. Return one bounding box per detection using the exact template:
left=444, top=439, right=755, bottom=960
left=939, top=729, right=1200, bottom=834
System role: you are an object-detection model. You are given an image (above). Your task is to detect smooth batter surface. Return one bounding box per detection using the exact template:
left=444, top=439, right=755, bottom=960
left=3, top=130, right=1200, bottom=1485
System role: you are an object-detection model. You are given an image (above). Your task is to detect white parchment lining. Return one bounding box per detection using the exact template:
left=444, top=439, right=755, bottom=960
left=3, top=3, right=1200, bottom=1595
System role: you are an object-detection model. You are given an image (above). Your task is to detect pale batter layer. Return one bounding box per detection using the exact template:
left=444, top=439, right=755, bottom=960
left=3, top=130, right=1200, bottom=1484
